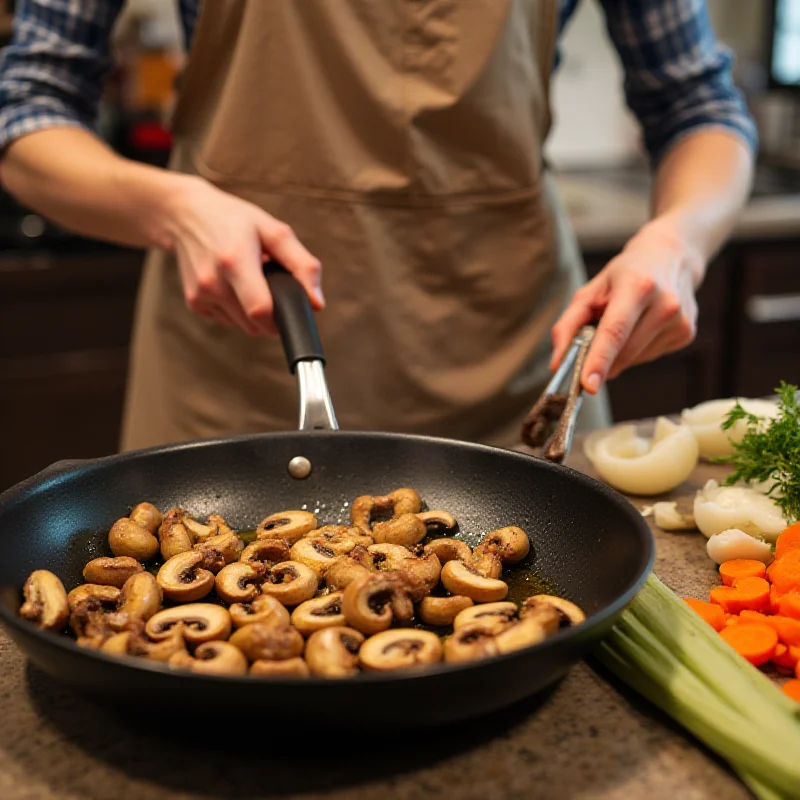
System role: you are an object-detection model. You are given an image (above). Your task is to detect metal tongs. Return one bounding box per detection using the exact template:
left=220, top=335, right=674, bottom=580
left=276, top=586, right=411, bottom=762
left=521, top=325, right=596, bottom=464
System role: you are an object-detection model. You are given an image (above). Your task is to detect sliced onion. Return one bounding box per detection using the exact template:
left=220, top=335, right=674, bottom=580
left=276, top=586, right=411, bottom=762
left=693, top=479, right=787, bottom=542
left=680, top=398, right=779, bottom=459
left=706, top=528, right=774, bottom=565
left=652, top=502, right=697, bottom=531
left=583, top=417, right=699, bottom=496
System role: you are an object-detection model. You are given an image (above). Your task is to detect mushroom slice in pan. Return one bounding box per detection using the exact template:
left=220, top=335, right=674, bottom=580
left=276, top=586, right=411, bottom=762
left=324, top=546, right=374, bottom=589
left=241, top=538, right=291, bottom=568
left=312, top=525, right=373, bottom=551
left=470, top=552, right=503, bottom=580
left=440, top=560, right=508, bottom=603
left=368, top=543, right=441, bottom=590
left=341, top=571, right=420, bottom=635
left=423, top=538, right=472, bottom=565
left=371, top=514, right=428, bottom=548
left=129, top=502, right=162, bottom=534
left=67, top=583, right=121, bottom=613
left=146, top=603, right=231, bottom=645
left=289, top=538, right=341, bottom=578
left=416, top=510, right=457, bottom=533
left=304, top=626, right=364, bottom=678
left=215, top=562, right=265, bottom=604
left=291, top=592, right=345, bottom=636
left=103, top=620, right=187, bottom=662
left=205, top=513, right=236, bottom=540
left=359, top=629, right=443, bottom=672
left=259, top=561, right=319, bottom=606
left=474, top=526, right=531, bottom=565
left=520, top=595, right=586, bottom=629
left=19, top=570, right=69, bottom=632
left=157, top=551, right=215, bottom=603
left=443, top=623, right=499, bottom=663
left=158, top=508, right=195, bottom=561
left=495, top=617, right=549, bottom=654
left=418, top=595, right=474, bottom=627
left=350, top=488, right=423, bottom=530
left=193, top=531, right=243, bottom=570
left=250, top=657, right=310, bottom=677
left=82, top=557, right=144, bottom=588
left=229, top=622, right=305, bottom=662
left=106, top=572, right=162, bottom=630
left=453, top=601, right=518, bottom=635
left=229, top=594, right=290, bottom=629
left=69, top=596, right=118, bottom=648
left=257, top=510, right=318, bottom=544
left=169, top=641, right=248, bottom=676
left=108, top=517, right=159, bottom=562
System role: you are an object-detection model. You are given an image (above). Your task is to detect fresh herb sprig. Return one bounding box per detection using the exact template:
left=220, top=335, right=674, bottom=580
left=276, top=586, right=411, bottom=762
left=716, top=381, right=800, bottom=523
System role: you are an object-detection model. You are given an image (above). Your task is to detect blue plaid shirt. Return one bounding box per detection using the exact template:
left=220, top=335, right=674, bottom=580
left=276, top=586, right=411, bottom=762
left=0, top=0, right=757, bottom=165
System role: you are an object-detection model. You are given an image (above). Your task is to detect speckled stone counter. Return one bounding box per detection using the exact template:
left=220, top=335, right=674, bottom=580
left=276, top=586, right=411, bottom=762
left=0, top=434, right=754, bottom=800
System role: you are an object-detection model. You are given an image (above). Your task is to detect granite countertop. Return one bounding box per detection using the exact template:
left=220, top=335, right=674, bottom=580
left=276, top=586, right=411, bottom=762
left=0, top=437, right=756, bottom=800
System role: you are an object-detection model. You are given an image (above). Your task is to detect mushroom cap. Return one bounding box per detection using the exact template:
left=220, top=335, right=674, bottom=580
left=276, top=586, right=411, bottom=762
left=229, top=622, right=305, bottom=662
left=453, top=601, right=518, bottom=634
left=67, top=583, right=121, bottom=612
left=423, top=537, right=472, bottom=565
left=371, top=513, right=427, bottom=548
left=495, top=617, right=548, bottom=654
left=470, top=552, right=503, bottom=579
left=474, top=526, right=531, bottom=564
left=341, top=571, right=417, bottom=635
left=440, top=560, right=508, bottom=603
left=129, top=502, right=162, bottom=534
left=260, top=561, right=319, bottom=606
left=416, top=510, right=458, bottom=532
left=291, top=592, right=346, bottom=636
left=146, top=603, right=231, bottom=644
left=289, top=538, right=342, bottom=577
left=229, top=594, right=290, bottom=629
left=19, top=570, right=69, bottom=631
left=82, top=557, right=144, bottom=588
left=250, top=657, right=310, bottom=678
left=215, top=562, right=264, bottom=604
left=368, top=544, right=440, bottom=589
left=311, top=525, right=372, bottom=553
left=324, top=552, right=373, bottom=589
left=157, top=551, right=215, bottom=603
left=520, top=595, right=586, bottom=628
left=109, top=571, right=162, bottom=628
left=418, top=595, right=474, bottom=627
left=257, top=510, right=318, bottom=544
left=304, top=626, right=364, bottom=678
left=169, top=641, right=248, bottom=676
left=444, top=623, right=499, bottom=663
left=158, top=509, right=195, bottom=561
left=241, top=538, right=291, bottom=567
left=359, top=629, right=443, bottom=671
left=108, top=517, right=159, bottom=561
left=193, top=531, right=243, bottom=569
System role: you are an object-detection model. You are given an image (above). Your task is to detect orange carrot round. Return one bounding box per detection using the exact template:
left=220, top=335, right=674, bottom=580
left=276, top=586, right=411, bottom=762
left=770, top=584, right=783, bottom=614
left=715, top=577, right=770, bottom=614
left=782, top=678, right=800, bottom=702
left=775, top=522, right=800, bottom=559
left=772, top=643, right=799, bottom=671
left=739, top=609, right=771, bottom=624
left=778, top=592, right=800, bottom=621
left=719, top=559, right=767, bottom=586
left=720, top=623, right=778, bottom=666
left=683, top=598, right=726, bottom=631
left=765, top=615, right=800, bottom=647
left=767, top=550, right=800, bottom=594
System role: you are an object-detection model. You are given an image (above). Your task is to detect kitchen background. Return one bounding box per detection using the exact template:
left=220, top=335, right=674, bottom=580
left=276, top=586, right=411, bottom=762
left=0, top=0, right=798, bottom=490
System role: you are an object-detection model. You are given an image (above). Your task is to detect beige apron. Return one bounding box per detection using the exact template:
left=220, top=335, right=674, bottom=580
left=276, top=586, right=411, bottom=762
left=121, top=0, right=610, bottom=452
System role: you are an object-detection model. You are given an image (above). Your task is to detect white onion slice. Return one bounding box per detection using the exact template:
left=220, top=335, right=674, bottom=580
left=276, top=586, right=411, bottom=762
left=652, top=501, right=697, bottom=531
left=693, top=479, right=787, bottom=542
left=583, top=417, right=699, bottom=496
left=680, top=398, right=779, bottom=459
left=706, top=528, right=774, bottom=565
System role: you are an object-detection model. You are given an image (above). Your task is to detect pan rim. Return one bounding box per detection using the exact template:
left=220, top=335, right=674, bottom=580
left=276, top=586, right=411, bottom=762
left=0, top=429, right=655, bottom=687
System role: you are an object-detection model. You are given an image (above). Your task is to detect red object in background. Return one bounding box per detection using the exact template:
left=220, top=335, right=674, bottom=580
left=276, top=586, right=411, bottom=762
left=129, top=122, right=172, bottom=151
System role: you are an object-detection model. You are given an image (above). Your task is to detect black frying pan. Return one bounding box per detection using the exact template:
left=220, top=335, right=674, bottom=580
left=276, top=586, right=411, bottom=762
left=0, top=265, right=654, bottom=730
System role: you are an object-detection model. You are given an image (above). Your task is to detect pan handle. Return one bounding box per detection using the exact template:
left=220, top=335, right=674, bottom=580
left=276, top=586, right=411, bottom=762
left=263, top=261, right=339, bottom=431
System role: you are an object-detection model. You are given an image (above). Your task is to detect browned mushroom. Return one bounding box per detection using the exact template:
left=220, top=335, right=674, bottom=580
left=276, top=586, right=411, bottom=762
left=359, top=629, right=442, bottom=671
left=350, top=488, right=423, bottom=530
left=214, top=562, right=265, bottom=604
left=371, top=514, right=427, bottom=548
left=146, top=603, right=232, bottom=644
left=169, top=641, right=248, bottom=675
left=289, top=538, right=341, bottom=577
left=453, top=601, right=518, bottom=634
left=474, top=526, right=531, bottom=565
left=291, top=592, right=345, bottom=636
left=257, top=510, right=317, bottom=544
left=19, top=570, right=69, bottom=631
left=229, top=594, right=290, bottom=629
left=205, top=513, right=236, bottom=539
left=67, top=583, right=121, bottom=612
left=418, top=595, right=474, bottom=627
left=157, top=551, right=215, bottom=603
left=440, top=560, right=508, bottom=603
left=423, top=537, right=472, bottom=565
left=470, top=551, right=503, bottom=579
left=158, top=508, right=195, bottom=560
left=313, top=525, right=373, bottom=550
left=443, top=623, right=499, bottom=663
left=520, top=595, right=586, bottom=628
left=240, top=538, right=291, bottom=567
left=82, top=556, right=144, bottom=588
left=129, top=502, right=162, bottom=534
left=323, top=546, right=374, bottom=589
left=108, top=517, right=159, bottom=562
left=250, top=657, right=310, bottom=677
left=69, top=596, right=118, bottom=648
left=416, top=510, right=458, bottom=533
left=106, top=571, right=162, bottom=630
left=368, top=543, right=441, bottom=589
left=341, top=571, right=421, bottom=635
left=304, top=626, right=364, bottom=677
left=193, top=531, right=243, bottom=569
left=495, top=617, right=549, bottom=654
left=259, top=561, right=318, bottom=606
left=229, top=622, right=304, bottom=662
left=102, top=620, right=187, bottom=662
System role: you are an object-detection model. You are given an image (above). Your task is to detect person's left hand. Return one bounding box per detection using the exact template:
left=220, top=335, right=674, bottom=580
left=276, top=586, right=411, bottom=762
left=550, top=219, right=702, bottom=393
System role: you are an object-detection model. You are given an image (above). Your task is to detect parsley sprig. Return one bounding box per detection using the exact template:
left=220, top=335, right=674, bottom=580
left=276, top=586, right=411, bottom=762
left=715, top=382, right=800, bottom=523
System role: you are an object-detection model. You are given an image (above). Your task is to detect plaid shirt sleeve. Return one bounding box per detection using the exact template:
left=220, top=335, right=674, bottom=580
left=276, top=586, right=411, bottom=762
left=0, top=0, right=126, bottom=152
left=596, top=0, right=758, bottom=165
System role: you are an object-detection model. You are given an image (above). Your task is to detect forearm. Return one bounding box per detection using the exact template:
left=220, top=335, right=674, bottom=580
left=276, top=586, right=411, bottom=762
left=645, top=129, right=754, bottom=284
left=0, top=127, right=195, bottom=250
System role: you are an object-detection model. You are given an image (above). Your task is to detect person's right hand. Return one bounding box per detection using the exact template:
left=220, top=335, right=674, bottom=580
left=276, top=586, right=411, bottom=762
left=163, top=176, right=324, bottom=335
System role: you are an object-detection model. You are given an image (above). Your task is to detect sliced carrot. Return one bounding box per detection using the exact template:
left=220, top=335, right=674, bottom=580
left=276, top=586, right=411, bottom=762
left=710, top=586, right=738, bottom=613
left=782, top=679, right=800, bottom=702
left=770, top=584, right=783, bottom=614
left=772, top=643, right=799, bottom=671
left=739, top=610, right=771, bottom=624
left=764, top=615, right=800, bottom=647
left=719, top=559, right=767, bottom=586
left=720, top=623, right=778, bottom=666
left=767, top=550, right=800, bottom=594
left=778, top=592, right=800, bottom=621
left=711, top=577, right=770, bottom=614
left=725, top=616, right=740, bottom=628
left=775, top=522, right=800, bottom=559
left=683, top=598, right=726, bottom=631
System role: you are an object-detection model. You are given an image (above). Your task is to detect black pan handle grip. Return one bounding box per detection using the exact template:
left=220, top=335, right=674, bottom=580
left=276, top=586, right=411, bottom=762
left=263, top=260, right=325, bottom=373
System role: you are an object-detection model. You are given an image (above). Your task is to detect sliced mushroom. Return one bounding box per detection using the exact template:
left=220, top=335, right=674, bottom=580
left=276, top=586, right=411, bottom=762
left=129, top=502, right=162, bottom=534
left=158, top=508, right=195, bottom=560
left=440, top=560, right=508, bottom=603
left=359, top=629, right=443, bottom=671
left=474, top=526, right=531, bottom=565
left=453, top=601, right=518, bottom=635
left=69, top=597, right=117, bottom=647
left=102, top=620, right=186, bottom=662
left=215, top=562, right=265, bottom=604
left=291, top=592, right=345, bottom=636
left=520, top=595, right=586, bottom=628
left=416, top=510, right=458, bottom=533
left=350, top=488, right=423, bottom=530
left=229, top=622, right=304, bottom=662
left=146, top=603, right=231, bottom=644
left=257, top=510, right=317, bottom=544
left=289, top=538, right=341, bottom=577
left=229, top=594, right=290, bottom=629
left=250, top=657, right=310, bottom=677
left=241, top=538, right=291, bottom=567
left=423, top=537, right=472, bottom=565
left=313, top=525, right=373, bottom=551
left=515, top=599, right=561, bottom=636
left=205, top=513, right=237, bottom=540
left=259, top=561, right=318, bottom=606
left=100, top=630, right=134, bottom=657
left=418, top=595, right=474, bottom=627
left=193, top=531, right=243, bottom=569
left=304, top=626, right=364, bottom=678
left=67, top=583, right=121, bottom=612
left=323, top=547, right=374, bottom=589
left=106, top=571, right=162, bottom=630
left=443, top=623, right=499, bottom=663
left=471, top=552, right=503, bottom=579
left=371, top=514, right=427, bottom=548
left=108, top=517, right=159, bottom=562
left=368, top=543, right=441, bottom=589
left=495, top=617, right=548, bottom=654
left=169, top=641, right=248, bottom=675
left=157, top=551, right=215, bottom=603
left=19, top=570, right=69, bottom=631
left=341, top=571, right=418, bottom=635
left=82, top=556, right=144, bottom=588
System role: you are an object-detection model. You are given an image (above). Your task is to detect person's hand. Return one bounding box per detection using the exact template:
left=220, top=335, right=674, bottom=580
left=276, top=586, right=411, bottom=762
left=550, top=219, right=702, bottom=392
left=162, top=175, right=324, bottom=335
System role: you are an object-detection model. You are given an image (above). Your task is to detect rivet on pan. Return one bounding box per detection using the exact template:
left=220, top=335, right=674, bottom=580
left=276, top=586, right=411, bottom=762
left=288, top=456, right=312, bottom=480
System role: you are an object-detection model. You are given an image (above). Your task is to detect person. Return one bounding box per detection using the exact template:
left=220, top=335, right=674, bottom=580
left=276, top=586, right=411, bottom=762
left=0, top=1, right=756, bottom=451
